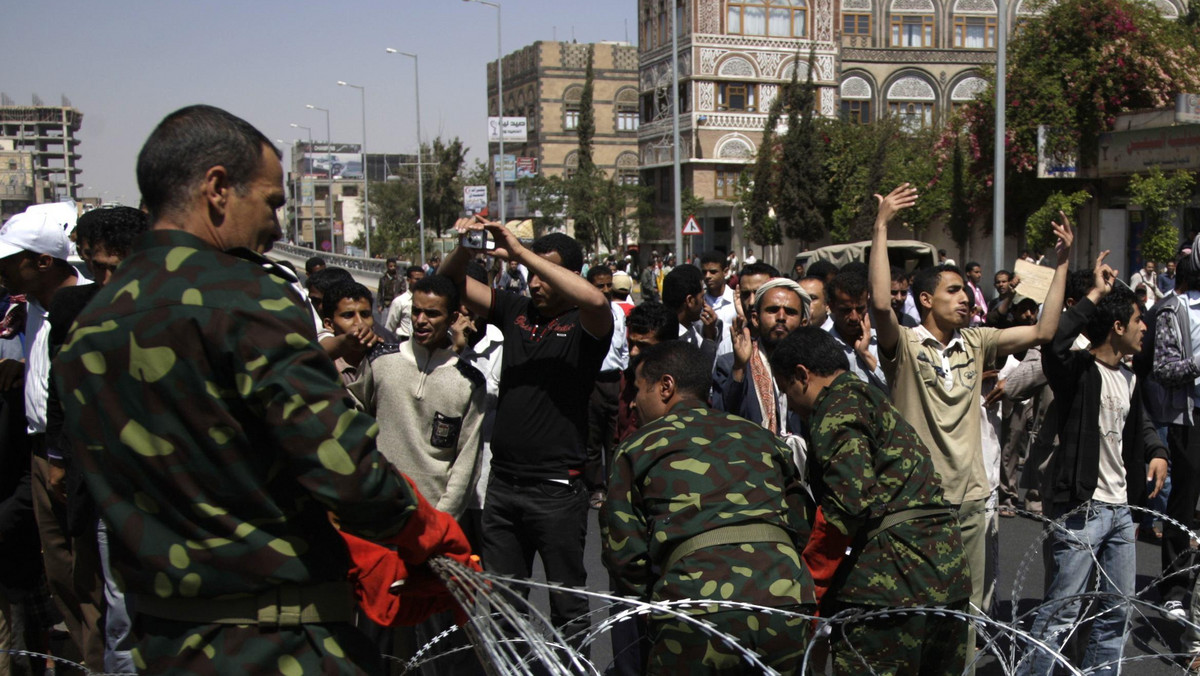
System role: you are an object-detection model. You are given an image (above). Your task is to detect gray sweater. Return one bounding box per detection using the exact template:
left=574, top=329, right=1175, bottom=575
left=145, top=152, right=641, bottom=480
left=350, top=339, right=485, bottom=517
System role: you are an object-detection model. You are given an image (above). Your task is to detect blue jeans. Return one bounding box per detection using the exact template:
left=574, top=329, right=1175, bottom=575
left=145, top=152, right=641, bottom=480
left=1020, top=502, right=1135, bottom=676
left=481, top=471, right=591, bottom=651
left=97, top=518, right=135, bottom=674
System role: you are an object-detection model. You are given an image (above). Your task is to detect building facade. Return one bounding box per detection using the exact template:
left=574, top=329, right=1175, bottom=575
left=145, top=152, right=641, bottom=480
left=0, top=96, right=82, bottom=219
left=637, top=0, right=841, bottom=257
left=485, top=40, right=641, bottom=222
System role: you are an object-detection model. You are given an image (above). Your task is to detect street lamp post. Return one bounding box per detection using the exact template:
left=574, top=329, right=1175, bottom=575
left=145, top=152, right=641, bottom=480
left=386, top=48, right=427, bottom=266
left=290, top=123, right=317, bottom=250
left=306, top=104, right=336, bottom=253
left=464, top=0, right=504, bottom=230
left=338, top=81, right=371, bottom=259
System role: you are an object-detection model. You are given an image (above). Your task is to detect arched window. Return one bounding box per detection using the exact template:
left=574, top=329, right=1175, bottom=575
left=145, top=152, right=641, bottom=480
left=889, top=0, right=935, bottom=46
left=616, top=152, right=640, bottom=186
left=564, top=150, right=580, bottom=180
left=728, top=0, right=808, bottom=38
left=952, top=0, right=998, bottom=48
left=563, top=85, right=583, bottom=131
left=842, top=0, right=873, bottom=35
left=616, top=88, right=640, bottom=132
left=840, top=76, right=873, bottom=124
left=887, top=76, right=936, bottom=130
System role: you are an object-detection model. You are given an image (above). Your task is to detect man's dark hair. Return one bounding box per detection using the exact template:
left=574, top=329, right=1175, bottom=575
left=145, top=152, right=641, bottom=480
left=626, top=301, right=675, bottom=342
left=465, top=260, right=489, bottom=287
left=405, top=265, right=425, bottom=279
left=320, top=281, right=373, bottom=320
left=636, top=341, right=711, bottom=400
left=586, top=265, right=613, bottom=283
left=530, top=232, right=584, bottom=273
left=306, top=266, right=354, bottom=294
left=826, top=270, right=869, bottom=306
left=386, top=257, right=397, bottom=265
left=412, top=274, right=461, bottom=313
left=700, top=251, right=727, bottom=268
left=74, top=206, right=149, bottom=259
left=806, top=260, right=838, bottom=281
left=890, top=266, right=907, bottom=283
left=1180, top=256, right=1200, bottom=290
left=136, top=105, right=279, bottom=223
left=661, top=264, right=703, bottom=310
left=911, top=264, right=965, bottom=316
left=1066, top=269, right=1095, bottom=304
left=1085, top=286, right=1139, bottom=345
left=938, top=249, right=948, bottom=257
left=305, top=256, right=327, bottom=275
left=966, top=261, right=981, bottom=272
left=769, top=327, right=851, bottom=378
left=840, top=261, right=868, bottom=279
left=994, top=269, right=1012, bottom=281
left=741, top=261, right=781, bottom=279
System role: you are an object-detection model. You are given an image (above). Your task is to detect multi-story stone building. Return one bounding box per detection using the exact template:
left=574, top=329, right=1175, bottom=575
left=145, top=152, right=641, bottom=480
left=637, top=0, right=841, bottom=256
left=485, top=40, right=641, bottom=222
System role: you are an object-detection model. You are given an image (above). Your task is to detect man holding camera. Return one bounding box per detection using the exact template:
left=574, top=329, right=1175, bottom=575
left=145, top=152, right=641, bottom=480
left=440, top=219, right=613, bottom=650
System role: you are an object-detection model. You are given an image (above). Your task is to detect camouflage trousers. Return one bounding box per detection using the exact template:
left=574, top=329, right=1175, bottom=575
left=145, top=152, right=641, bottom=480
left=130, top=618, right=385, bottom=675
left=646, top=606, right=811, bottom=675
left=829, top=601, right=970, bottom=676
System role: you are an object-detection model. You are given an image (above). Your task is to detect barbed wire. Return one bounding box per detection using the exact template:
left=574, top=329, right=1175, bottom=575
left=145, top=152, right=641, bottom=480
left=9, top=505, right=1200, bottom=674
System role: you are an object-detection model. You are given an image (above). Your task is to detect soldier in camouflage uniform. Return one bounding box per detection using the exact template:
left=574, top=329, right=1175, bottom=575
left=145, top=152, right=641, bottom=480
left=601, top=340, right=815, bottom=675
left=770, top=327, right=971, bottom=675
left=54, top=105, right=475, bottom=674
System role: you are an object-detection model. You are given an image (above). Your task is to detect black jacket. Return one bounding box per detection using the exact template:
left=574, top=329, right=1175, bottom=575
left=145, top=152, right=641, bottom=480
left=1043, top=297, right=1167, bottom=506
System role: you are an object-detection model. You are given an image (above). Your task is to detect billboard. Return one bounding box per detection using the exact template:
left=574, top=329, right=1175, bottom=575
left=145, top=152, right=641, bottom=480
left=1036, top=125, right=1077, bottom=179
left=1097, top=124, right=1200, bottom=177
left=487, top=117, right=528, bottom=142
left=463, top=185, right=488, bottom=213
left=492, top=155, right=538, bottom=182
left=297, top=142, right=362, bottom=179
left=1177, top=93, right=1200, bottom=124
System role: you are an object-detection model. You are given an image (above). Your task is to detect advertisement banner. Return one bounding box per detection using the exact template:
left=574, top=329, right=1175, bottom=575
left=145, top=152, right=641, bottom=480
left=1177, top=93, right=1200, bottom=124
left=1097, top=124, right=1200, bottom=177
left=515, top=157, right=538, bottom=180
left=487, top=117, right=528, bottom=142
left=493, top=154, right=517, bottom=183
left=300, top=179, right=315, bottom=207
left=463, top=185, right=488, bottom=212
left=1037, top=125, right=1077, bottom=179
left=302, top=220, right=315, bottom=244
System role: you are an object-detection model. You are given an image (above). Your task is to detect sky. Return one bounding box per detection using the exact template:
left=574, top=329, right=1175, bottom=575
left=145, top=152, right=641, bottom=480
left=1, top=1, right=637, bottom=205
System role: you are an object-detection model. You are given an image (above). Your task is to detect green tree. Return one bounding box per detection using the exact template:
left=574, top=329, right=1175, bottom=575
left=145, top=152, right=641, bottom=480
left=364, top=175, right=423, bottom=260
left=776, top=49, right=826, bottom=244
left=741, top=94, right=784, bottom=247
left=1024, top=189, right=1092, bottom=253
left=422, top=137, right=469, bottom=235
left=577, top=45, right=596, bottom=173
left=1129, top=167, right=1196, bottom=263
left=518, top=174, right=568, bottom=236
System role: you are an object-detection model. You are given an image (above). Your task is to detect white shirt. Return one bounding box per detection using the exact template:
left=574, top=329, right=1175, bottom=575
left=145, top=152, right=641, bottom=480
left=1093, top=361, right=1134, bottom=504
left=697, top=286, right=737, bottom=360
left=601, top=300, right=629, bottom=373
left=26, top=277, right=93, bottom=434
left=827, top=325, right=889, bottom=394
left=385, top=291, right=414, bottom=337
left=461, top=324, right=504, bottom=509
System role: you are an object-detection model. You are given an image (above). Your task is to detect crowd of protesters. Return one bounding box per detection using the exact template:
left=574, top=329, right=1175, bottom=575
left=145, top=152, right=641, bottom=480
left=0, top=103, right=1196, bottom=676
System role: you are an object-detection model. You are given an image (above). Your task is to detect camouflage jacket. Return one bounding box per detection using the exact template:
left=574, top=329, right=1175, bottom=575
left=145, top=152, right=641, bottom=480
left=54, top=229, right=418, bottom=601
left=601, top=401, right=815, bottom=614
left=808, top=372, right=970, bottom=607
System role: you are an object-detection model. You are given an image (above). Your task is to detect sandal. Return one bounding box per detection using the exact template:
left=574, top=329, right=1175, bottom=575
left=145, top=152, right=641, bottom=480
left=589, top=490, right=606, bottom=510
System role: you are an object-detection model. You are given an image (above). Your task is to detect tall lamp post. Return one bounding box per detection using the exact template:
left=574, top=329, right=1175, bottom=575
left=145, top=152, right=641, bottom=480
left=306, top=104, right=336, bottom=253
left=386, top=48, right=427, bottom=266
left=290, top=123, right=317, bottom=250
left=464, top=0, right=504, bottom=229
left=338, top=81, right=372, bottom=259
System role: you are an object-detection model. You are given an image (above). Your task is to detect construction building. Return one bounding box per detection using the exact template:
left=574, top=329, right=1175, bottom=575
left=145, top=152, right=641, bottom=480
left=485, top=40, right=641, bottom=221
left=0, top=95, right=83, bottom=215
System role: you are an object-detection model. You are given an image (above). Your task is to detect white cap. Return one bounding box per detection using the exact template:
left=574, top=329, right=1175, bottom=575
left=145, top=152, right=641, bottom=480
left=0, top=203, right=76, bottom=260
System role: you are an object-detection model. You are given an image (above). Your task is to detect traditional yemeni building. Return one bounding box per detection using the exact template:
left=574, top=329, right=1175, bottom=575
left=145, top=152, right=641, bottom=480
left=485, top=40, right=641, bottom=221
left=637, top=0, right=841, bottom=257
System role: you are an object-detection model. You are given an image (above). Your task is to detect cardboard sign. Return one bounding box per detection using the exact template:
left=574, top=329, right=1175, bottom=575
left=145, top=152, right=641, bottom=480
left=1013, top=259, right=1054, bottom=305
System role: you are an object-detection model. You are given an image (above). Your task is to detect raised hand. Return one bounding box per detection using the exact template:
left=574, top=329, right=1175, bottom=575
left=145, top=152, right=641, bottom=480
left=1052, top=211, right=1075, bottom=264
left=874, top=183, right=919, bottom=226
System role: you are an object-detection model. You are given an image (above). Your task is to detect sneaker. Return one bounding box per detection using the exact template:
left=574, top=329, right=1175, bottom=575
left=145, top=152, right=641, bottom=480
left=1165, top=600, right=1187, bottom=620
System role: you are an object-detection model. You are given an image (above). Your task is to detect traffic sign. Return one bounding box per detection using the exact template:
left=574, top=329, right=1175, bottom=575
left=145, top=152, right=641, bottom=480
left=682, top=215, right=702, bottom=236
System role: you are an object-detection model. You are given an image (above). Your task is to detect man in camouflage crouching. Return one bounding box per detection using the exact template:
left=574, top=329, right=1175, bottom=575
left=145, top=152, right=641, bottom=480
left=601, top=340, right=815, bottom=675
left=771, top=327, right=971, bottom=675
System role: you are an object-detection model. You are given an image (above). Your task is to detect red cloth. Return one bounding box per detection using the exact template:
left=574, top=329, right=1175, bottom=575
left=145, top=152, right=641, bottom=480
left=801, top=506, right=853, bottom=608
left=341, top=475, right=481, bottom=626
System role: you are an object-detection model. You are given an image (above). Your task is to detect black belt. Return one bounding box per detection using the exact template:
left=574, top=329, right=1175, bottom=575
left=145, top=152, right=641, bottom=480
left=492, top=470, right=578, bottom=486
